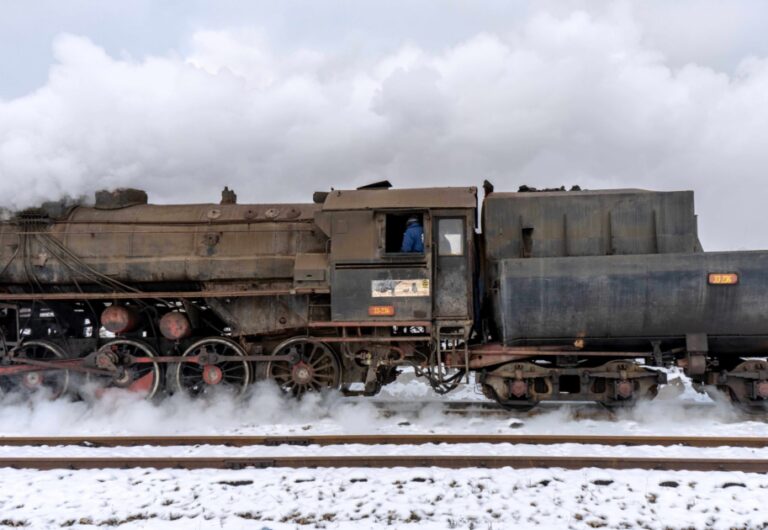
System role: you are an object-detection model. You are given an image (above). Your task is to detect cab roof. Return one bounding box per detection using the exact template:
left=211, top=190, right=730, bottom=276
left=322, top=186, right=477, bottom=211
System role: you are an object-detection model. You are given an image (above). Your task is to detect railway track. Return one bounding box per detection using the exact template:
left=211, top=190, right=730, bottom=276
left=0, top=433, right=764, bottom=448
left=1, top=434, right=764, bottom=471
left=357, top=398, right=721, bottom=418
left=0, top=455, right=766, bottom=472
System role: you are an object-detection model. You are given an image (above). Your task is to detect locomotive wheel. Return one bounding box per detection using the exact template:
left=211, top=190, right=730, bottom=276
left=1, top=340, right=70, bottom=399
left=481, top=383, right=538, bottom=412
left=718, top=360, right=768, bottom=412
left=86, top=339, right=161, bottom=400
left=171, top=337, right=250, bottom=398
left=594, top=360, right=659, bottom=408
left=266, top=337, right=341, bottom=397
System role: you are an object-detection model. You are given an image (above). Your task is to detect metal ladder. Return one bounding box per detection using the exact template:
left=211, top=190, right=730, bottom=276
left=435, top=322, right=471, bottom=384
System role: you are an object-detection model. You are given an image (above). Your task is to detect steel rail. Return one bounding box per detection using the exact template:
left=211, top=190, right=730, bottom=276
left=0, top=455, right=766, bottom=472
left=0, top=434, right=764, bottom=448
left=368, top=400, right=721, bottom=417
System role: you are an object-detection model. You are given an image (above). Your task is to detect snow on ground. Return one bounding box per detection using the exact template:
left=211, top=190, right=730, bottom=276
left=0, top=367, right=767, bottom=528
left=2, top=442, right=768, bottom=460
left=1, top=466, right=767, bottom=529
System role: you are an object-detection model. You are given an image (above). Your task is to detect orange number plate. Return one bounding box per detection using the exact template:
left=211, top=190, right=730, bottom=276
left=369, top=305, right=395, bottom=316
left=708, top=273, right=739, bottom=285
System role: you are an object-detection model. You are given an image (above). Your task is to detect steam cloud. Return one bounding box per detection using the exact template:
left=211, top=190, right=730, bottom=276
left=0, top=373, right=753, bottom=438
left=1, top=6, right=768, bottom=249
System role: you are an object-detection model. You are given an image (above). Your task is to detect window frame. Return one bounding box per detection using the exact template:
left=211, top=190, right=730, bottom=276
left=436, top=217, right=465, bottom=257
left=380, top=211, right=428, bottom=257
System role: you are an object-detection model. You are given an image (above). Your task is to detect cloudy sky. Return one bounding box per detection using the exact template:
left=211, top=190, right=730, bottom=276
left=1, top=1, right=768, bottom=249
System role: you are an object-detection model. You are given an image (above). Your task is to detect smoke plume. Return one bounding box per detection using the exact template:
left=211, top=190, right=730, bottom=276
left=1, top=5, right=768, bottom=249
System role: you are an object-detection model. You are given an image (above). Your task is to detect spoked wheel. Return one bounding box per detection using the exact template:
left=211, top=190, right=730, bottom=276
left=266, top=337, right=341, bottom=397
left=1, top=340, right=70, bottom=399
left=87, top=339, right=161, bottom=400
left=172, top=337, right=250, bottom=398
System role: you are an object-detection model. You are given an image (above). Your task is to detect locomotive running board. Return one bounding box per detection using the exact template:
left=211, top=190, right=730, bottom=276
left=0, top=287, right=330, bottom=301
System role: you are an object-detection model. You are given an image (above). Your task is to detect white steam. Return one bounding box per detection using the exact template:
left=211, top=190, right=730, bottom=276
left=0, top=372, right=766, bottom=438
left=1, top=7, right=768, bottom=249
left=0, top=381, right=383, bottom=436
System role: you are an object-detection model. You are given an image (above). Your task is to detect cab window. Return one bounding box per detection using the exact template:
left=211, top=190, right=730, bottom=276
left=438, top=218, right=464, bottom=256
left=385, top=213, right=424, bottom=253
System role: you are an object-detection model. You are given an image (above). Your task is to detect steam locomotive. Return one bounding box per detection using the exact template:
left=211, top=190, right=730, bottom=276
left=1, top=181, right=767, bottom=410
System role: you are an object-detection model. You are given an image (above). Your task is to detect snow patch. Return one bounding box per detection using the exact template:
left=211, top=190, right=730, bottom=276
left=0, top=466, right=766, bottom=529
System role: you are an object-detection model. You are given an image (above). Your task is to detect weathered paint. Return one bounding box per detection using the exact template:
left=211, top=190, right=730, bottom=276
left=494, top=251, right=768, bottom=353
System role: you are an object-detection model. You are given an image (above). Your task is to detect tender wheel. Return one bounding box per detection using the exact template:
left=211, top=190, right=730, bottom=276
left=481, top=383, right=538, bottom=412
left=266, top=337, right=341, bottom=397
left=594, top=360, right=660, bottom=408
left=172, top=337, right=250, bottom=398
left=717, top=360, right=768, bottom=412
left=1, top=340, right=70, bottom=399
left=87, top=339, right=161, bottom=400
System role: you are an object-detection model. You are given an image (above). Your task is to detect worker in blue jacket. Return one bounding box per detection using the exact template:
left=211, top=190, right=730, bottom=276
left=401, top=216, right=424, bottom=252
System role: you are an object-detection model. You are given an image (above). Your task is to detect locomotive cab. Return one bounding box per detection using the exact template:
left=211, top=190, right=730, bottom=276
left=315, top=186, right=477, bottom=348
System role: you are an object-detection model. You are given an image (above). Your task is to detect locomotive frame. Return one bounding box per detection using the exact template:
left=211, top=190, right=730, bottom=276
left=1, top=182, right=767, bottom=410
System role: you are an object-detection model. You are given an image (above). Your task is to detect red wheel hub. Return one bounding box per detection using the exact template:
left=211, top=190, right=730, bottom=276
left=291, top=362, right=314, bottom=385
left=22, top=371, right=43, bottom=389
left=616, top=380, right=633, bottom=399
left=202, top=365, right=223, bottom=385
left=510, top=379, right=528, bottom=398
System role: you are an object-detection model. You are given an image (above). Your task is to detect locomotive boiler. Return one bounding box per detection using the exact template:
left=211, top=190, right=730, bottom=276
left=1, top=182, right=767, bottom=410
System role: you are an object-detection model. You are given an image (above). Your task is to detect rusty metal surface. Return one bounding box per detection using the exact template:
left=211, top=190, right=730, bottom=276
left=0, top=287, right=330, bottom=301
left=158, top=312, right=192, bottom=340
left=322, top=187, right=477, bottom=211
left=324, top=206, right=475, bottom=324
left=206, top=294, right=311, bottom=336
left=0, top=355, right=296, bottom=377
left=495, top=251, right=768, bottom=350
left=483, top=189, right=699, bottom=261
left=0, top=358, right=111, bottom=376
left=0, top=354, right=299, bottom=376
left=469, top=344, right=653, bottom=357
left=0, top=194, right=337, bottom=347
left=0, top=434, right=764, bottom=448
left=464, top=353, right=531, bottom=368
left=332, top=265, right=432, bottom=321
left=480, top=359, right=665, bottom=407
left=308, top=321, right=431, bottom=328
left=433, top=214, right=473, bottom=319
left=100, top=305, right=139, bottom=334
left=4, top=183, right=768, bottom=404
left=1, top=455, right=766, bottom=472
left=0, top=201, right=328, bottom=285
left=465, top=344, right=653, bottom=369
left=68, top=202, right=321, bottom=223
left=317, top=336, right=430, bottom=343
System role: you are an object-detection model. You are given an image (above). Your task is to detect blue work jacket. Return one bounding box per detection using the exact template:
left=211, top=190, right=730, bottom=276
left=401, top=223, right=424, bottom=252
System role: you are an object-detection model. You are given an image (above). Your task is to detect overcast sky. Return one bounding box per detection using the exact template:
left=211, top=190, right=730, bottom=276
left=1, top=1, right=768, bottom=250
